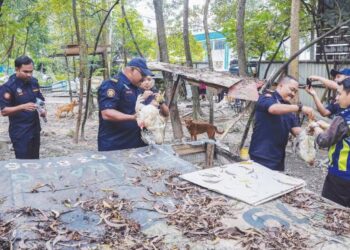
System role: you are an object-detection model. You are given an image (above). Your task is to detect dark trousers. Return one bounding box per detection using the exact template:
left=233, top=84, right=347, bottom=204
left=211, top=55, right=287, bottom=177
left=322, top=173, right=350, bottom=207
left=12, top=134, right=40, bottom=159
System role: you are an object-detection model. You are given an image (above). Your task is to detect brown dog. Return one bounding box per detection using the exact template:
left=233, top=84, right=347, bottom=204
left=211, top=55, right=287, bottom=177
left=184, top=118, right=223, bottom=140
left=56, top=99, right=78, bottom=119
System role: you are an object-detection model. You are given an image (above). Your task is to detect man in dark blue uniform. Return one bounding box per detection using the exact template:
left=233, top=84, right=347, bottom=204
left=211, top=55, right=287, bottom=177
left=249, top=75, right=315, bottom=171
left=306, top=68, right=350, bottom=118
left=98, top=57, right=153, bottom=151
left=0, top=56, right=46, bottom=159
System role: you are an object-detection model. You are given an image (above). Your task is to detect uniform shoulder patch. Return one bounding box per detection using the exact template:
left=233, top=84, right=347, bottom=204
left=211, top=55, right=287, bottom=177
left=3, top=92, right=11, bottom=100
left=107, top=88, right=115, bottom=98
left=110, top=77, right=119, bottom=84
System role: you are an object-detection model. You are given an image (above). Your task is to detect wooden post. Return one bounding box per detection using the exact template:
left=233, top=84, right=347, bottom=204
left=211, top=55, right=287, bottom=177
left=206, top=141, right=215, bottom=168
left=290, top=0, right=300, bottom=79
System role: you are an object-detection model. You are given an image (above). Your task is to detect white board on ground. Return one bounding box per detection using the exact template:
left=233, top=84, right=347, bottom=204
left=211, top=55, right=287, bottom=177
left=180, top=161, right=306, bottom=206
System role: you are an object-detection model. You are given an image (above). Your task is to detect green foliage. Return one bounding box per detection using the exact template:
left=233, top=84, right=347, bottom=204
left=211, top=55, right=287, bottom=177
left=167, top=32, right=204, bottom=63
left=212, top=0, right=313, bottom=61
left=115, top=6, right=156, bottom=59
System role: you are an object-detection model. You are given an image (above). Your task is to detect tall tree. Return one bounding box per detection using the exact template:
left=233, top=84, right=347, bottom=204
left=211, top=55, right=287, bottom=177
left=153, top=0, right=183, bottom=140
left=121, top=0, right=143, bottom=57
left=290, top=0, right=300, bottom=79
left=183, top=0, right=201, bottom=119
left=81, top=0, right=120, bottom=140
left=236, top=0, right=247, bottom=77
left=203, top=0, right=214, bottom=124
left=72, top=0, right=88, bottom=144
left=203, top=0, right=213, bottom=72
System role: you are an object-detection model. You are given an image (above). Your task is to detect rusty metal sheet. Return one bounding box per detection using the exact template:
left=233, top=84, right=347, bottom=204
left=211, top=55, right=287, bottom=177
left=148, top=62, right=244, bottom=89
left=227, top=79, right=261, bottom=101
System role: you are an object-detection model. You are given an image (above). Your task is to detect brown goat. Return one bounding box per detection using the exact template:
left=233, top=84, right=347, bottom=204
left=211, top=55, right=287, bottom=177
left=56, top=99, right=78, bottom=119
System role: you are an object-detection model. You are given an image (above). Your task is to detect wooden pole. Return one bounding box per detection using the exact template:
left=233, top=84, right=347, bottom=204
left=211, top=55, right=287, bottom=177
left=290, top=0, right=300, bottom=79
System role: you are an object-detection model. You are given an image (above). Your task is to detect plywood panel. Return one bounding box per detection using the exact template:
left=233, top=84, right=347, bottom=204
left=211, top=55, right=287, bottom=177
left=181, top=161, right=305, bottom=206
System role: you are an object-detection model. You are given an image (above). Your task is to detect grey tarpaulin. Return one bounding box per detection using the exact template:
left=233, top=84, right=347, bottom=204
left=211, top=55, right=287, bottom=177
left=0, top=145, right=349, bottom=249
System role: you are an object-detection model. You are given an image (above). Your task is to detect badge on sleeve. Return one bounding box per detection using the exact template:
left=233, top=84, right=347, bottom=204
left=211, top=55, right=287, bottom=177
left=17, top=88, right=23, bottom=96
left=107, top=89, right=115, bottom=98
left=3, top=92, right=11, bottom=100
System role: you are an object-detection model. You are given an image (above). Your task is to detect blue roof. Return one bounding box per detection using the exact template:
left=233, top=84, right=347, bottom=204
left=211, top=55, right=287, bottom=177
left=194, top=32, right=226, bottom=41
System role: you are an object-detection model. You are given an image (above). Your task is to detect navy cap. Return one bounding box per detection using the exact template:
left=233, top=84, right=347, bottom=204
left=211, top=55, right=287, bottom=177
left=340, top=77, right=350, bottom=88
left=330, top=68, right=350, bottom=77
left=127, top=57, right=153, bottom=76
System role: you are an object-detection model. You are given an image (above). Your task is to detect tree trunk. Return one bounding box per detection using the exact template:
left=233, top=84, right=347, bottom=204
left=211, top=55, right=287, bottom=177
left=263, top=25, right=290, bottom=79
left=23, top=26, right=30, bottom=55
left=121, top=0, right=143, bottom=58
left=121, top=2, right=127, bottom=66
left=183, top=0, right=201, bottom=119
left=236, top=0, right=247, bottom=77
left=153, top=0, right=183, bottom=140
left=101, top=0, right=111, bottom=80
left=204, top=0, right=214, bottom=124
left=290, top=0, right=300, bottom=80
left=0, top=0, right=4, bottom=14
left=72, top=0, right=88, bottom=144
left=256, top=50, right=263, bottom=78
left=65, top=56, right=73, bottom=102
left=0, top=35, right=15, bottom=64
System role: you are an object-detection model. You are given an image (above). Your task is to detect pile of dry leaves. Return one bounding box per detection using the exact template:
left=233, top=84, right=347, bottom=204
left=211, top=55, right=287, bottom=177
left=241, top=227, right=310, bottom=249
left=162, top=174, right=245, bottom=241
left=322, top=208, right=350, bottom=236
left=281, top=191, right=323, bottom=209
left=79, top=192, right=164, bottom=249
left=0, top=217, right=13, bottom=249
left=0, top=194, right=164, bottom=249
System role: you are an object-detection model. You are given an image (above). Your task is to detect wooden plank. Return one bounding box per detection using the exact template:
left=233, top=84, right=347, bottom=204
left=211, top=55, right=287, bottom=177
left=172, top=144, right=206, bottom=156
left=148, top=62, right=244, bottom=89
left=181, top=162, right=306, bottom=206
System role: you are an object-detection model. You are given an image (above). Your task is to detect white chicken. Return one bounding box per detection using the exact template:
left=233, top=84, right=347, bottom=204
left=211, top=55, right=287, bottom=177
left=135, top=93, right=166, bottom=145
left=295, top=122, right=325, bottom=166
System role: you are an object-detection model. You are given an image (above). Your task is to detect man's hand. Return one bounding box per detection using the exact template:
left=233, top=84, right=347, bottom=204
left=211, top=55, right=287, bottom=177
left=21, top=102, right=37, bottom=111
left=40, top=109, right=47, bottom=117
left=305, top=86, right=316, bottom=97
left=308, top=75, right=321, bottom=82
left=142, top=90, right=154, bottom=100
left=301, top=106, right=315, bottom=120
left=317, top=120, right=330, bottom=130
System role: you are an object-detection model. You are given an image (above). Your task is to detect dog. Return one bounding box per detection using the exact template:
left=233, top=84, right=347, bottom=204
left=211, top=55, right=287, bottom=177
left=184, top=118, right=224, bottom=140
left=56, top=99, right=78, bottom=119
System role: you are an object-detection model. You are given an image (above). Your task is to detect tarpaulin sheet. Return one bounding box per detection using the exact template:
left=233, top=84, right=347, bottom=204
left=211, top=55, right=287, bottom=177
left=0, top=145, right=349, bottom=249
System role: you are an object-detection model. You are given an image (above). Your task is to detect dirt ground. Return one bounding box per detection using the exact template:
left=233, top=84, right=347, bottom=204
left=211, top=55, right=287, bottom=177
left=0, top=95, right=328, bottom=195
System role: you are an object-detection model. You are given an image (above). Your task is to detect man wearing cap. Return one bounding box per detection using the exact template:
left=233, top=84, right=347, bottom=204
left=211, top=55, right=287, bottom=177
left=306, top=68, right=350, bottom=118
left=312, top=77, right=350, bottom=207
left=97, top=57, right=153, bottom=151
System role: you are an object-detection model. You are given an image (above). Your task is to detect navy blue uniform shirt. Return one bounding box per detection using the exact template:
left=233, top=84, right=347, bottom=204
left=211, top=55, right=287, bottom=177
left=0, top=74, right=44, bottom=140
left=326, top=102, right=343, bottom=118
left=98, top=72, right=146, bottom=151
left=249, top=91, right=299, bottom=171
